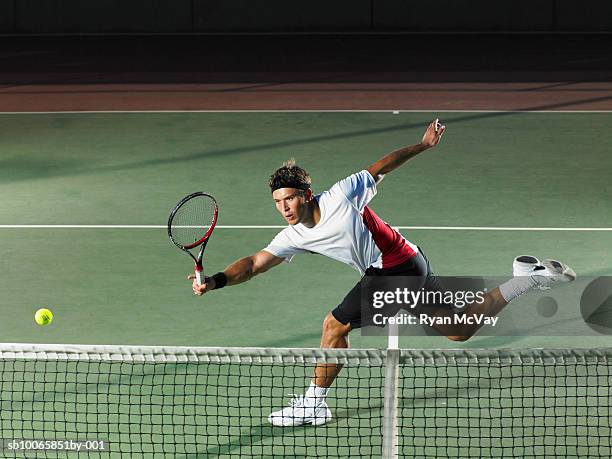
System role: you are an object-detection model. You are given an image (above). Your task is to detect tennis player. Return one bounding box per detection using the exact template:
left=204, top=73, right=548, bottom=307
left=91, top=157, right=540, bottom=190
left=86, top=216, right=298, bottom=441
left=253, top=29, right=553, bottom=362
left=188, top=119, right=576, bottom=427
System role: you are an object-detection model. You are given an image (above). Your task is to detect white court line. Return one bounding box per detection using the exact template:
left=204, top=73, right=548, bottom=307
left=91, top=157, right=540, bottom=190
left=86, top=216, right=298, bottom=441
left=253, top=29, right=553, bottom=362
left=0, top=110, right=611, bottom=114
left=0, top=225, right=610, bottom=231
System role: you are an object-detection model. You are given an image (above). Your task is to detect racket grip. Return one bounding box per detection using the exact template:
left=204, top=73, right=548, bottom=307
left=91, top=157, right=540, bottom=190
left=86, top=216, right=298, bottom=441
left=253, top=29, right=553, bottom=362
left=195, top=265, right=203, bottom=285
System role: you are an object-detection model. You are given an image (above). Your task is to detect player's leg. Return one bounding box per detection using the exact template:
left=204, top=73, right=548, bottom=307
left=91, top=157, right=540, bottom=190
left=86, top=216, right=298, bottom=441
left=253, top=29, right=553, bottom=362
left=434, top=287, right=508, bottom=341
left=274, top=256, right=431, bottom=424
left=312, top=312, right=351, bottom=387
left=431, top=255, right=576, bottom=340
left=267, top=283, right=359, bottom=427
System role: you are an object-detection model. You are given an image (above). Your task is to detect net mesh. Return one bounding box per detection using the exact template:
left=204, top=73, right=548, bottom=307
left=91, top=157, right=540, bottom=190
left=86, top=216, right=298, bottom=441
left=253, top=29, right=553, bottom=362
left=169, top=194, right=216, bottom=248
left=398, top=349, right=612, bottom=458
left=0, top=344, right=610, bottom=458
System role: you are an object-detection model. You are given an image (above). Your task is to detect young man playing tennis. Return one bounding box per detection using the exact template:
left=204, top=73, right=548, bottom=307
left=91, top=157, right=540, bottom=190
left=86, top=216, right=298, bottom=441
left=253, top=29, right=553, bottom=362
left=188, top=119, right=576, bottom=427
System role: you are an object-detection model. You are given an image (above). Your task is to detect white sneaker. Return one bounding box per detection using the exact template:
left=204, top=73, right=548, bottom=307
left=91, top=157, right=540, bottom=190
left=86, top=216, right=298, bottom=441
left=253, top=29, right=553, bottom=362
left=513, top=255, right=576, bottom=290
left=267, top=395, right=332, bottom=427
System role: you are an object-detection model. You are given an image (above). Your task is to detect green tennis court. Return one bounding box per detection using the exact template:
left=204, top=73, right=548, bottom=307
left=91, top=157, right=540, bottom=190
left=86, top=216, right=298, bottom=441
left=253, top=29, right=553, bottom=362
left=1, top=111, right=611, bottom=457
left=1, top=111, right=610, bottom=347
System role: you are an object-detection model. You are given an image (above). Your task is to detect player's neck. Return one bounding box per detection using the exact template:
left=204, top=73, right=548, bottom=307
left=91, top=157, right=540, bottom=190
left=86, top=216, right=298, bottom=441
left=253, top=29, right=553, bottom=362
left=301, top=199, right=320, bottom=228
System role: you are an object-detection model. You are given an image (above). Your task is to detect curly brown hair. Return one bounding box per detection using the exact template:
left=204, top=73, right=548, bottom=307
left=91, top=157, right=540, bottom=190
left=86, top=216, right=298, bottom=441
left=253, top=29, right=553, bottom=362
left=268, top=159, right=312, bottom=192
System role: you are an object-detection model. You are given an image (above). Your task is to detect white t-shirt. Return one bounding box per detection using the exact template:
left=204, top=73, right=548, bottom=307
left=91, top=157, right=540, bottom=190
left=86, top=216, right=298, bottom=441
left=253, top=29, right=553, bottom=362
left=263, top=171, right=418, bottom=275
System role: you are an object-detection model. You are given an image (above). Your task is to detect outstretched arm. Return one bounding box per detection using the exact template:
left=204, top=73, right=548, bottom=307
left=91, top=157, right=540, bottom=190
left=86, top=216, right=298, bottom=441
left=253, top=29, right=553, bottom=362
left=189, top=250, right=285, bottom=296
left=366, top=118, right=445, bottom=183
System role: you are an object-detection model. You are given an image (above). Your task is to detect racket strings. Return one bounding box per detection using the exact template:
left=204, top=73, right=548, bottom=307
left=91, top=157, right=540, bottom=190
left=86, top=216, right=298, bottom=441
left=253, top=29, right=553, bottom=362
left=170, top=195, right=216, bottom=248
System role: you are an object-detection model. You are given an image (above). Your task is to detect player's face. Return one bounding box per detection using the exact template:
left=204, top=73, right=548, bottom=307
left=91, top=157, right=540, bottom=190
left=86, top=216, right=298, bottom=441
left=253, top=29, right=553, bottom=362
left=272, top=188, right=309, bottom=225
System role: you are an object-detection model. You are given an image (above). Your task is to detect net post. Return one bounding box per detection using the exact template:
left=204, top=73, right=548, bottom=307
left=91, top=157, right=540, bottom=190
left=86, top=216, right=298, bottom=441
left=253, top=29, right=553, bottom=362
left=382, top=317, right=400, bottom=459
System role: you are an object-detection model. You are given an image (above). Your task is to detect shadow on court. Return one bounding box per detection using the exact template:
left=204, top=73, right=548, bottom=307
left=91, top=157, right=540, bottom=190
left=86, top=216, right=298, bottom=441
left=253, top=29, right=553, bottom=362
left=195, top=403, right=385, bottom=458
left=2, top=97, right=610, bottom=185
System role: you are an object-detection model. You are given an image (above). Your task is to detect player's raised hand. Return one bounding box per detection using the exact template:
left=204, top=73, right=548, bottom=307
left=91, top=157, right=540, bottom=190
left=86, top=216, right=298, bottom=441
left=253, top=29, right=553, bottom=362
left=421, top=118, right=446, bottom=148
left=188, top=274, right=215, bottom=295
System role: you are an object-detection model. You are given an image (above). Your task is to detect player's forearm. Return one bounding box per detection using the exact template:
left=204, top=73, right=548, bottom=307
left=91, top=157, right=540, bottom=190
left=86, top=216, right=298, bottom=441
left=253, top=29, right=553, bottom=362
left=206, top=252, right=279, bottom=291
left=222, top=256, right=258, bottom=286
left=372, top=143, right=429, bottom=175
left=368, top=120, right=444, bottom=180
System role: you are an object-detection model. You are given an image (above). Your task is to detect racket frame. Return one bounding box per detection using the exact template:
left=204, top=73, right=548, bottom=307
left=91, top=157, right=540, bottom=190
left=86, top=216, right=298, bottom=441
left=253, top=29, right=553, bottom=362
left=167, top=192, right=219, bottom=285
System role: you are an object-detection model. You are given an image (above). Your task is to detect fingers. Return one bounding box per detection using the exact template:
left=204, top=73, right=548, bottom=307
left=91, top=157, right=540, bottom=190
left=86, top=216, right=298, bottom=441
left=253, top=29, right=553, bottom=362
left=434, top=118, right=444, bottom=133
left=192, top=280, right=208, bottom=296
left=433, top=119, right=445, bottom=144
left=422, top=118, right=445, bottom=147
left=191, top=275, right=208, bottom=296
left=427, top=119, right=444, bottom=135
left=189, top=275, right=208, bottom=295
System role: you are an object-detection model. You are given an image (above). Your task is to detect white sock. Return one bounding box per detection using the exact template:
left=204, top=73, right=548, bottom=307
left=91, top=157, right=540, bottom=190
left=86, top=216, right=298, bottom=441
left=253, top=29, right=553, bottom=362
left=305, top=382, right=329, bottom=405
left=498, top=276, right=540, bottom=302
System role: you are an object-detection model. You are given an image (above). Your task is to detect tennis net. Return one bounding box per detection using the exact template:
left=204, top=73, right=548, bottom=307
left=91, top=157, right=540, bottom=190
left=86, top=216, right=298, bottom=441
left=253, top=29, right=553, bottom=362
left=0, top=344, right=610, bottom=458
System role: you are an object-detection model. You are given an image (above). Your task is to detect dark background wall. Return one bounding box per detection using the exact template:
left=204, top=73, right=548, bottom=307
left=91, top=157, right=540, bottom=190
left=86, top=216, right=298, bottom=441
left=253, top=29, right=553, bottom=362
left=0, top=0, right=611, bottom=34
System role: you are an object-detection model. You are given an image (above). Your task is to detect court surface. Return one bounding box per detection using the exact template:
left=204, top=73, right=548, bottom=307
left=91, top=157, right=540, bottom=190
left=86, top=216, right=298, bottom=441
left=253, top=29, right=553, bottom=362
left=1, top=110, right=611, bottom=458
left=1, top=110, right=610, bottom=349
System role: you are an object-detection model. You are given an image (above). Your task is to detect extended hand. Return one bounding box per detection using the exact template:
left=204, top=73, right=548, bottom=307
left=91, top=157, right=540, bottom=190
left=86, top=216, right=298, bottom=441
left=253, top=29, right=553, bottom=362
left=421, top=118, right=446, bottom=148
left=187, top=274, right=216, bottom=296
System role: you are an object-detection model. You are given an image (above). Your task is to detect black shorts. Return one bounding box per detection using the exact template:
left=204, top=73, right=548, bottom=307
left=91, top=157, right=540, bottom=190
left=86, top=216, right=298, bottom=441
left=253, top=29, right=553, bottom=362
left=331, top=249, right=445, bottom=329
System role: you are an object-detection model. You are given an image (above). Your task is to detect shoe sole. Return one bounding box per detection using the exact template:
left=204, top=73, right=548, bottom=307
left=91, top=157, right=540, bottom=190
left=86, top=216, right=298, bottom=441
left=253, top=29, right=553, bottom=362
left=542, top=259, right=576, bottom=282
left=308, top=415, right=331, bottom=426
left=267, top=418, right=331, bottom=427
left=267, top=411, right=331, bottom=427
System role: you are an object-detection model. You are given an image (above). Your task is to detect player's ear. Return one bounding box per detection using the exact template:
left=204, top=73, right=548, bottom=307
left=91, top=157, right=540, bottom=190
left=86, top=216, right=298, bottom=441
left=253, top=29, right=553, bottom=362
left=304, top=189, right=313, bottom=201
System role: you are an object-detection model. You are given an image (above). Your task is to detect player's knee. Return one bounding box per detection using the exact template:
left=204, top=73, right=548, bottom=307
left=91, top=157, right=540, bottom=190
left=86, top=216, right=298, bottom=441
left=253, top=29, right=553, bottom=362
left=447, top=334, right=471, bottom=342
left=322, top=313, right=349, bottom=339
left=444, top=323, right=478, bottom=341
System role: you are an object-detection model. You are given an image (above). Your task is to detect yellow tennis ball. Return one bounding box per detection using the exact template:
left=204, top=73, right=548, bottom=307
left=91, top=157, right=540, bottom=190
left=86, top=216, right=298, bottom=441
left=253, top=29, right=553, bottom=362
left=35, top=308, right=53, bottom=326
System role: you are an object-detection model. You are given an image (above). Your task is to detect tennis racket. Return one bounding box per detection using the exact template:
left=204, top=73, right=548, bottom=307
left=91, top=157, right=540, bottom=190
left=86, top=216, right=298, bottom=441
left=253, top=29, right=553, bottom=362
left=168, top=192, right=219, bottom=285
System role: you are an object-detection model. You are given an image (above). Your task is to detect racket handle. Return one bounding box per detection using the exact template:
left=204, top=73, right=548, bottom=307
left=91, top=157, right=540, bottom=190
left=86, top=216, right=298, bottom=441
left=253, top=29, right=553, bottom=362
left=195, top=264, right=203, bottom=285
